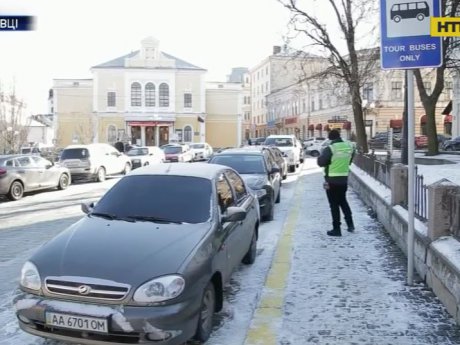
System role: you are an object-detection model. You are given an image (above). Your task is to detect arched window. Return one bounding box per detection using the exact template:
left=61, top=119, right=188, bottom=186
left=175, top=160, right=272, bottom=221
left=131, top=82, right=141, bottom=106
left=107, top=125, right=117, bottom=144
left=159, top=83, right=169, bottom=107
left=184, top=125, right=193, bottom=142
left=145, top=83, right=155, bottom=107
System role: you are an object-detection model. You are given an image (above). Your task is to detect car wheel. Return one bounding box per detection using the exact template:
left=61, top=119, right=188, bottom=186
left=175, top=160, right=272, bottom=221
left=242, top=230, right=257, bottom=265
left=300, top=158, right=304, bottom=163
left=310, top=150, right=319, bottom=157
left=393, top=15, right=401, bottom=22
left=57, top=174, right=70, bottom=190
left=96, top=167, right=106, bottom=182
left=194, top=282, right=216, bottom=342
left=123, top=163, right=131, bottom=175
left=7, top=181, right=24, bottom=201
left=282, top=174, right=287, bottom=180
left=275, top=185, right=281, bottom=203
left=144, top=162, right=149, bottom=166
left=417, top=13, right=425, bottom=21
left=289, top=165, right=295, bottom=173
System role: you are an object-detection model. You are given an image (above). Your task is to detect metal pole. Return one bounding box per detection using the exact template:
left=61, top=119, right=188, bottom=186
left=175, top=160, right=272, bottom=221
left=407, top=69, right=415, bottom=285
left=402, top=70, right=408, bottom=165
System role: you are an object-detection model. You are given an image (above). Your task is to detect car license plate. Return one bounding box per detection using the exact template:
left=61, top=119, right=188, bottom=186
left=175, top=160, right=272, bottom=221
left=45, top=312, right=108, bottom=333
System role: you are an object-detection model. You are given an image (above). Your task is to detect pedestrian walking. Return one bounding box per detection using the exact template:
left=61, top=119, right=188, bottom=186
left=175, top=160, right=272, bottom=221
left=317, top=129, right=355, bottom=236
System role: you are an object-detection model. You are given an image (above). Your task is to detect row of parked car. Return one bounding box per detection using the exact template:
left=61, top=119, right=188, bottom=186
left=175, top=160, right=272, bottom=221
left=14, top=137, right=305, bottom=344
left=0, top=142, right=215, bottom=201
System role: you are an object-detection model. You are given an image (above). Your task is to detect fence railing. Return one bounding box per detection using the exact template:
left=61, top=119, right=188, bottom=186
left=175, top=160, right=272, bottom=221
left=353, top=152, right=428, bottom=222
left=353, top=151, right=393, bottom=188
left=414, top=166, right=428, bottom=221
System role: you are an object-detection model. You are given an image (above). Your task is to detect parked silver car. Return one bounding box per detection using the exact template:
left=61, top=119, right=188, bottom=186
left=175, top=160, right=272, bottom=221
left=0, top=154, right=70, bottom=200
left=59, top=143, right=132, bottom=182
left=15, top=163, right=259, bottom=345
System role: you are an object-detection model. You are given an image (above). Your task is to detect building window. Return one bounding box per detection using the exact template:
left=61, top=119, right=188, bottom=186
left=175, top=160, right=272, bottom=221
left=445, top=81, right=453, bottom=100
left=319, top=99, right=323, bottom=110
left=184, top=93, right=192, bottom=108
left=363, top=82, right=374, bottom=101
left=131, top=82, right=142, bottom=106
left=107, top=125, right=117, bottom=144
left=311, top=100, right=315, bottom=111
left=159, top=83, right=169, bottom=107
left=184, top=125, right=193, bottom=142
left=424, top=82, right=432, bottom=95
left=107, top=92, right=116, bottom=107
left=145, top=83, right=155, bottom=107
left=391, top=81, right=402, bottom=100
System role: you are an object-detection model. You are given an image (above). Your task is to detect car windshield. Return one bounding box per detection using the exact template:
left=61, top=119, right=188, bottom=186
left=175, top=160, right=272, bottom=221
left=190, top=144, right=205, bottom=149
left=60, top=148, right=90, bottom=159
left=93, top=175, right=211, bottom=223
left=163, top=146, right=182, bottom=154
left=127, top=148, right=149, bottom=156
left=264, top=138, right=293, bottom=147
left=210, top=154, right=266, bottom=174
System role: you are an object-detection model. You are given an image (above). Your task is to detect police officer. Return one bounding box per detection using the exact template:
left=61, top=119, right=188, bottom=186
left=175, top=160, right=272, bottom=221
left=317, top=129, right=355, bottom=237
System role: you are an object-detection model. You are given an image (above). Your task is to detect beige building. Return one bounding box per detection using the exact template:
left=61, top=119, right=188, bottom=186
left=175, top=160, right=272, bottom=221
left=267, top=60, right=452, bottom=141
left=206, top=82, right=243, bottom=149
left=250, top=46, right=307, bottom=138
left=52, top=37, right=207, bottom=148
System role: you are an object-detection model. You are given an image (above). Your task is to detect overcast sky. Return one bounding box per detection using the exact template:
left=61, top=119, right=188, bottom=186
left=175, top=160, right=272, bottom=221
left=0, top=0, right=377, bottom=115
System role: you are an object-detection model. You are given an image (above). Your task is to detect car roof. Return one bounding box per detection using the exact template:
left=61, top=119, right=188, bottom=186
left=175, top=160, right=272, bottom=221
left=129, top=162, right=227, bottom=179
left=0, top=154, right=28, bottom=161
left=213, top=147, right=267, bottom=155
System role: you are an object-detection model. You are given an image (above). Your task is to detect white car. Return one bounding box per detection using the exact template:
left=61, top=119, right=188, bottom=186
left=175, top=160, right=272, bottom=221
left=162, top=144, right=194, bottom=163
left=264, top=135, right=301, bottom=173
left=59, top=143, right=132, bottom=182
left=126, top=146, right=165, bottom=169
left=303, top=137, right=326, bottom=149
left=189, top=142, right=213, bottom=161
left=306, top=140, right=330, bottom=157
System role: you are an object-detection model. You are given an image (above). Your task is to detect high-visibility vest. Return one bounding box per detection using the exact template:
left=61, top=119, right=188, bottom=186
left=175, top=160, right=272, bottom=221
left=327, top=141, right=354, bottom=177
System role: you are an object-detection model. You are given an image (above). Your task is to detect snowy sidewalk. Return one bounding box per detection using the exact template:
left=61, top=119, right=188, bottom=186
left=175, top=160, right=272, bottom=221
left=245, top=168, right=460, bottom=345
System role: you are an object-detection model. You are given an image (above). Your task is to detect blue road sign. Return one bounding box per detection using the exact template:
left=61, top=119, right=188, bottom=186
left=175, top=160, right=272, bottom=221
left=380, top=0, right=443, bottom=69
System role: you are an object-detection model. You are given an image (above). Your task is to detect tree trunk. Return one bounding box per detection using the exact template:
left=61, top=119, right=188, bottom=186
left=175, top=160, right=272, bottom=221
left=423, top=102, right=438, bottom=155
left=350, top=83, right=368, bottom=152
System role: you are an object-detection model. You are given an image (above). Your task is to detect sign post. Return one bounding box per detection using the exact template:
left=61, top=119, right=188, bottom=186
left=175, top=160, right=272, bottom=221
left=380, top=0, right=442, bottom=285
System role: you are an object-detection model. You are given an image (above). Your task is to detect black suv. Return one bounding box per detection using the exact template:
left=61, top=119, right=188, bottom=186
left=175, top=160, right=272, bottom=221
left=208, top=146, right=281, bottom=221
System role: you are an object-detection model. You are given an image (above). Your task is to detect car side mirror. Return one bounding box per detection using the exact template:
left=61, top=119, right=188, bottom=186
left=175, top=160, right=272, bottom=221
left=222, top=206, right=247, bottom=223
left=81, top=201, right=95, bottom=214
left=45, top=163, right=53, bottom=169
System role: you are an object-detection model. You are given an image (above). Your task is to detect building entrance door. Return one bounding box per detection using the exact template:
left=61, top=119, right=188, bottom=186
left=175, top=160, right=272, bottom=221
left=146, top=126, right=155, bottom=146
left=131, top=126, right=141, bottom=146
left=159, top=126, right=169, bottom=146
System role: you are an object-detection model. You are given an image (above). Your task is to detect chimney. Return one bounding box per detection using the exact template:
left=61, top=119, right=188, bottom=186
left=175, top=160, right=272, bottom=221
left=273, top=46, right=281, bottom=55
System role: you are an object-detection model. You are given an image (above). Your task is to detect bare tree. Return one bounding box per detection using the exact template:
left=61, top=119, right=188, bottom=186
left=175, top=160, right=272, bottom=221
left=279, top=0, right=379, bottom=152
left=0, top=83, right=29, bottom=154
left=414, top=0, right=460, bottom=155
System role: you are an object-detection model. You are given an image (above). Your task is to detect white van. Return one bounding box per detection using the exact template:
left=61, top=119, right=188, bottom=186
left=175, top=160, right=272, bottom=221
left=59, top=143, right=132, bottom=182
left=264, top=135, right=301, bottom=173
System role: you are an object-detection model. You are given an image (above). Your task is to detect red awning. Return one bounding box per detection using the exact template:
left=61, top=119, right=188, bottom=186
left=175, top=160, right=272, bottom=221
left=324, top=124, right=331, bottom=131
left=308, top=124, right=314, bottom=130
left=420, top=115, right=427, bottom=124
left=315, top=124, right=323, bottom=130
left=444, top=114, right=453, bottom=123
left=390, top=119, right=403, bottom=129
left=342, top=121, right=352, bottom=130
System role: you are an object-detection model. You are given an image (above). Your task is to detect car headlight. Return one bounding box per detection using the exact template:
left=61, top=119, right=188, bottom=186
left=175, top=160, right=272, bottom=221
left=133, top=275, right=185, bottom=303
left=20, top=261, right=41, bottom=291
left=254, top=189, right=267, bottom=198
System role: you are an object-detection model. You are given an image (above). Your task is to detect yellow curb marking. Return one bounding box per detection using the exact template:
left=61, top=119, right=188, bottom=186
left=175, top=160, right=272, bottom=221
left=244, top=179, right=303, bottom=345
